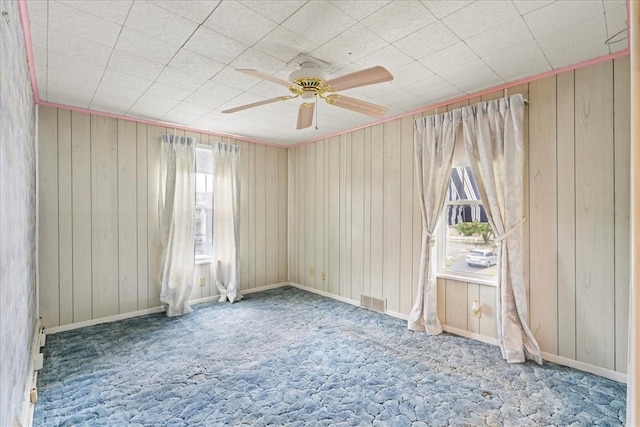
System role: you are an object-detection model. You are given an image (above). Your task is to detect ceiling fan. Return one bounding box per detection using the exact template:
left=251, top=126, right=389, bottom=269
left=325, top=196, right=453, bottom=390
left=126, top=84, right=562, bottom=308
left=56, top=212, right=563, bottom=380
left=222, top=54, right=393, bottom=130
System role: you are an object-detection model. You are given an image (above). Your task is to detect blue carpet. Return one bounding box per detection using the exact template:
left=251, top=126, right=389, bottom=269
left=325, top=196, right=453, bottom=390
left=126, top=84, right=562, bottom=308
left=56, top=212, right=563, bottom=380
left=34, top=286, right=626, bottom=426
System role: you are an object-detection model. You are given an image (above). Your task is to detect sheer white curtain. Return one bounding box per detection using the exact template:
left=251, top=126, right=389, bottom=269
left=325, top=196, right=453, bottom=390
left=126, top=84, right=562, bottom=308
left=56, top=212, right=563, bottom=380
left=462, top=94, right=542, bottom=364
left=212, top=143, right=242, bottom=303
left=159, top=134, right=196, bottom=317
left=408, top=110, right=461, bottom=334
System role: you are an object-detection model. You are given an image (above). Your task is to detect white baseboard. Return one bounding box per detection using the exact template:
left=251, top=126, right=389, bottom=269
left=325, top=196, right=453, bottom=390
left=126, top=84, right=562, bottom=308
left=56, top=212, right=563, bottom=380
left=540, top=351, right=627, bottom=383
left=44, top=282, right=628, bottom=385
left=288, top=282, right=360, bottom=306
left=44, top=306, right=166, bottom=335
left=190, top=282, right=289, bottom=305
left=45, top=283, right=292, bottom=335
left=288, top=282, right=627, bottom=384
left=24, top=318, right=43, bottom=427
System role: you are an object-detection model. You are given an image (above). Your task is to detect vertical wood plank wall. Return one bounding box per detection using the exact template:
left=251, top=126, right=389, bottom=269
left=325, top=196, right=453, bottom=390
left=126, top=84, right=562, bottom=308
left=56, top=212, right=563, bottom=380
left=38, top=108, right=288, bottom=328
left=289, top=58, right=630, bottom=374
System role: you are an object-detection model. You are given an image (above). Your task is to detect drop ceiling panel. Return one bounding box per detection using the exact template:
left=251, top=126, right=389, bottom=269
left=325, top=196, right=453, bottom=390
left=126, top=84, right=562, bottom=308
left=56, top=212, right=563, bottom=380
left=239, top=0, right=307, bottom=24
left=361, top=1, right=436, bottom=43
left=203, top=1, right=279, bottom=46
left=329, top=0, right=391, bottom=21
left=26, top=0, right=629, bottom=146
left=124, top=1, right=199, bottom=45
left=442, top=0, right=520, bottom=39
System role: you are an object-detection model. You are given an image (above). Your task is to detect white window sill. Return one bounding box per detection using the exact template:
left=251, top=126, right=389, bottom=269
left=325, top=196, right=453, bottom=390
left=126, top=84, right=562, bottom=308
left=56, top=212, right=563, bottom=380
left=195, top=257, right=212, bottom=266
left=437, top=271, right=497, bottom=287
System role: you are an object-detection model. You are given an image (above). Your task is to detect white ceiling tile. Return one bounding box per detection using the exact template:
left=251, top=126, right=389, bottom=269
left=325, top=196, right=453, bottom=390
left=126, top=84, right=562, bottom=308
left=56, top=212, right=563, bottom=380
left=247, top=79, right=291, bottom=99
left=100, top=70, right=153, bottom=93
left=161, top=111, right=203, bottom=125
left=391, top=60, right=435, bottom=88
left=90, top=84, right=142, bottom=114
left=329, top=1, right=392, bottom=20
left=230, top=48, right=288, bottom=75
left=604, top=4, right=628, bottom=52
left=212, top=67, right=263, bottom=92
left=420, top=0, right=473, bottom=19
left=184, top=26, right=248, bottom=65
left=150, top=1, right=220, bottom=24
left=57, top=0, right=132, bottom=25
left=419, top=41, right=478, bottom=74
left=545, top=35, right=610, bottom=69
left=442, top=59, right=504, bottom=93
left=47, top=53, right=105, bottom=89
left=240, top=1, right=306, bottom=24
left=362, top=1, right=436, bottom=43
left=253, top=26, right=320, bottom=63
left=355, top=44, right=414, bottom=71
left=523, top=1, right=604, bottom=38
left=493, top=58, right=552, bottom=82
left=442, top=1, right=520, bottom=39
left=156, top=67, right=209, bottom=92
left=27, top=0, right=48, bottom=26
left=483, top=39, right=549, bottom=73
left=124, top=1, right=199, bottom=46
left=187, top=81, right=244, bottom=110
left=145, top=82, right=193, bottom=102
left=115, top=27, right=180, bottom=64
left=466, top=18, right=533, bottom=57
left=29, top=23, right=47, bottom=49
left=409, top=75, right=464, bottom=105
left=281, top=2, right=357, bottom=46
left=46, top=81, right=94, bottom=108
left=47, top=28, right=113, bottom=67
left=129, top=93, right=181, bottom=117
left=311, top=24, right=389, bottom=65
left=536, top=15, right=607, bottom=56
left=107, top=50, right=165, bottom=81
left=169, top=49, right=225, bottom=80
left=203, top=1, right=279, bottom=46
left=512, top=0, right=554, bottom=16
left=48, top=1, right=122, bottom=48
left=394, top=21, right=461, bottom=60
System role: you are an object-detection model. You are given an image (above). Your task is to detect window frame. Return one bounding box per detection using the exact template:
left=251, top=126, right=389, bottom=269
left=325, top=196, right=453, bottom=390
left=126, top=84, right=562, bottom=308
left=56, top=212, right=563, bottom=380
left=194, top=144, right=213, bottom=265
left=436, top=166, right=498, bottom=287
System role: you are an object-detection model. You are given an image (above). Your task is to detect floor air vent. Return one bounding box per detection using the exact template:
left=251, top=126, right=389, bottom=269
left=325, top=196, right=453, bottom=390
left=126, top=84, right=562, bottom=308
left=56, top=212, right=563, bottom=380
left=360, top=295, right=387, bottom=313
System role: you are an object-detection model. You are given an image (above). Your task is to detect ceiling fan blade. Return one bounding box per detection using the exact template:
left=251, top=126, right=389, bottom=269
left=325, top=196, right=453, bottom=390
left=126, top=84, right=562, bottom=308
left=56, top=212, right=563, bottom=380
left=222, top=96, right=291, bottom=114
left=324, top=66, right=393, bottom=92
left=296, top=102, right=315, bottom=130
left=324, top=94, right=388, bottom=118
left=236, top=69, right=292, bottom=88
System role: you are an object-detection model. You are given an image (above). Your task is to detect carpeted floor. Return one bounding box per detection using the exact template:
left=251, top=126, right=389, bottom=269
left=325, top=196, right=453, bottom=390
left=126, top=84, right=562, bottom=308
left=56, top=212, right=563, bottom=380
left=34, top=286, right=626, bottom=426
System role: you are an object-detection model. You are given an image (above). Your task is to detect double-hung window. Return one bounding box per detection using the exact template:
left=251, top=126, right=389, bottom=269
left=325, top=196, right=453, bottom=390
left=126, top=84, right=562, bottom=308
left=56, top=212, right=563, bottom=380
left=195, top=146, right=213, bottom=264
left=438, top=161, right=497, bottom=284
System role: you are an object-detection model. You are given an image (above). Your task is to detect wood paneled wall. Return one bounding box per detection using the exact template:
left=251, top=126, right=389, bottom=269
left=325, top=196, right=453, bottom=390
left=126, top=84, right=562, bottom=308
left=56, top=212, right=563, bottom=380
left=38, top=107, right=288, bottom=328
left=289, top=57, right=630, bottom=374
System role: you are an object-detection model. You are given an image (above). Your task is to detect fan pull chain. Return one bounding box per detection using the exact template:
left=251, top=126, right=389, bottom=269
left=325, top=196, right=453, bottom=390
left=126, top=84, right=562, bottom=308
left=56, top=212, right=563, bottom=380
left=315, top=95, right=319, bottom=130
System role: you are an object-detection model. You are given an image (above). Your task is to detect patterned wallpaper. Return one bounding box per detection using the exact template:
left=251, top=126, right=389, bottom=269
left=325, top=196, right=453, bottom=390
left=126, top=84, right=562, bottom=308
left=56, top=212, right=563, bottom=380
left=0, top=0, right=38, bottom=425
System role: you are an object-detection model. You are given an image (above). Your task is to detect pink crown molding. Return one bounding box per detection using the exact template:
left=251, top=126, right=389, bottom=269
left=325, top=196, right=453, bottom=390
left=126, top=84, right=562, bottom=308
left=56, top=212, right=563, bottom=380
left=18, top=0, right=631, bottom=150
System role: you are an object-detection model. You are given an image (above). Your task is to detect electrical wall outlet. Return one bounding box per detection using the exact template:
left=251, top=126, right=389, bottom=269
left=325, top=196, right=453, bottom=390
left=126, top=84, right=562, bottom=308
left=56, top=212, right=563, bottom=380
left=321, top=272, right=326, bottom=280
left=199, top=276, right=205, bottom=287
left=471, top=300, right=481, bottom=318
left=309, top=267, right=315, bottom=276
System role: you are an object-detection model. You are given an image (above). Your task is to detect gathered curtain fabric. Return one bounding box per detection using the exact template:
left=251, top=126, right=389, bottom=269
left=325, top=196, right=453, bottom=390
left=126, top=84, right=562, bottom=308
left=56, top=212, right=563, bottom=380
left=462, top=94, right=542, bottom=364
left=408, top=110, right=461, bottom=335
left=212, top=143, right=242, bottom=303
left=158, top=134, right=196, bottom=317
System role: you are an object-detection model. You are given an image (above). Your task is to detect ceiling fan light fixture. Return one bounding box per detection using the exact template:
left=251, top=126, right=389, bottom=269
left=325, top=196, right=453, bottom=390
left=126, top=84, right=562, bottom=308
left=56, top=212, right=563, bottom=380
left=288, top=66, right=328, bottom=84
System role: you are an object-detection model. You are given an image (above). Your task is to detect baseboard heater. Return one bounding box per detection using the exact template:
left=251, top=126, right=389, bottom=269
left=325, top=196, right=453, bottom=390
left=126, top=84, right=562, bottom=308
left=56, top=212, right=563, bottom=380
left=360, top=295, right=387, bottom=313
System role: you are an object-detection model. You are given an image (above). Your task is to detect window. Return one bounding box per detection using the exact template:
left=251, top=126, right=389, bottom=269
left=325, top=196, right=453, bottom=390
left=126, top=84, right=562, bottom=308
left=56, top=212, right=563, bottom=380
left=195, top=147, right=213, bottom=263
left=438, top=165, right=497, bottom=283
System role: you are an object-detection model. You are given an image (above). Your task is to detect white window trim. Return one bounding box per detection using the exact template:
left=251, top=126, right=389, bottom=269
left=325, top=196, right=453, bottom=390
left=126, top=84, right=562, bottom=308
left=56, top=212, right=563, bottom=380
left=194, top=144, right=213, bottom=266
left=436, top=169, right=498, bottom=287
